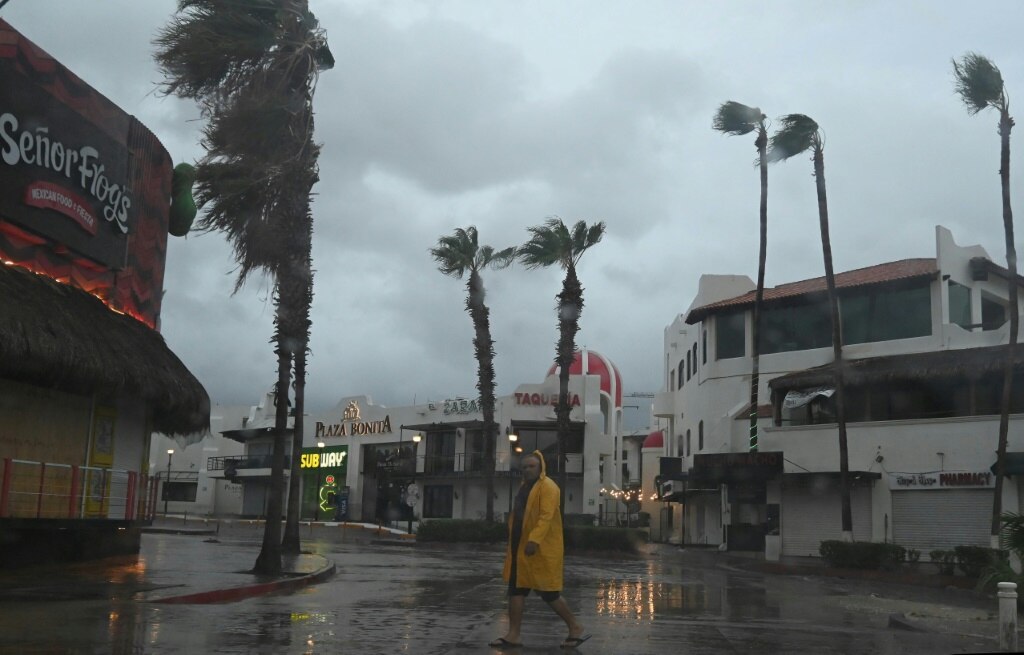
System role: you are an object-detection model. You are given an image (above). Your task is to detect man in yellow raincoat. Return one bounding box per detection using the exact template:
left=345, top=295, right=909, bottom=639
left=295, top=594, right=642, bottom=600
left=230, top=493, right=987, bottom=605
left=490, top=450, right=589, bottom=650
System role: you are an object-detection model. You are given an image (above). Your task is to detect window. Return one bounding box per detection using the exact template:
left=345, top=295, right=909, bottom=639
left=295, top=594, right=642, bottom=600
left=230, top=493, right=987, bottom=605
left=702, top=329, right=707, bottom=364
left=715, top=311, right=745, bottom=360
left=686, top=351, right=691, bottom=381
left=841, top=281, right=931, bottom=344
left=162, top=481, right=197, bottom=502
left=425, top=431, right=456, bottom=473
left=464, top=429, right=484, bottom=472
left=677, top=360, right=684, bottom=389
left=685, top=430, right=691, bottom=457
left=948, top=281, right=972, bottom=329
left=670, top=369, right=675, bottom=391
left=760, top=301, right=831, bottom=354
left=982, top=294, right=1007, bottom=330
left=423, top=485, right=453, bottom=518
left=692, top=343, right=698, bottom=374
left=698, top=421, right=704, bottom=451
left=512, top=427, right=583, bottom=474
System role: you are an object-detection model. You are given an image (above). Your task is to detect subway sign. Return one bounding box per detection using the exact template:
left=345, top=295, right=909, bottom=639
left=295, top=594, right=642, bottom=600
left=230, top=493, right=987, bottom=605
left=300, top=445, right=348, bottom=474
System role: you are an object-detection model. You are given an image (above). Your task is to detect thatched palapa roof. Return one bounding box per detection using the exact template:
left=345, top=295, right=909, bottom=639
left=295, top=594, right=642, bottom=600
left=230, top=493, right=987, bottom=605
left=769, top=344, right=1024, bottom=395
left=0, top=263, right=209, bottom=434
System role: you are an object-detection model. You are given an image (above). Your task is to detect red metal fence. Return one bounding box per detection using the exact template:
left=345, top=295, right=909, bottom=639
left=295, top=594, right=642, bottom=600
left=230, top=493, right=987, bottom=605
left=0, top=458, right=156, bottom=521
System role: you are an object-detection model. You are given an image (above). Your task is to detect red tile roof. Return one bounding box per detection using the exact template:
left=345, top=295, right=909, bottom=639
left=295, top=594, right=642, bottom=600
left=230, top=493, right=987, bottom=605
left=686, top=258, right=938, bottom=324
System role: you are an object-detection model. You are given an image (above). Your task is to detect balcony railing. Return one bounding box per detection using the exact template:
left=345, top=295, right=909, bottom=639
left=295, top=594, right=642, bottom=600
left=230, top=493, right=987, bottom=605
left=0, top=457, right=155, bottom=521
left=417, top=452, right=583, bottom=477
left=207, top=455, right=290, bottom=472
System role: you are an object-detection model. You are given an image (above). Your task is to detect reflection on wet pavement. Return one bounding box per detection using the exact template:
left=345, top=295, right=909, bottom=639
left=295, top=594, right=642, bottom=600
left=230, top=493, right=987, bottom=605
left=0, top=535, right=1002, bottom=654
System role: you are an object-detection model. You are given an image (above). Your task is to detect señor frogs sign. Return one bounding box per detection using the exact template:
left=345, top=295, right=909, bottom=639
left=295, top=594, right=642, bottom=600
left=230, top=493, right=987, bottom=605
left=0, top=59, right=132, bottom=268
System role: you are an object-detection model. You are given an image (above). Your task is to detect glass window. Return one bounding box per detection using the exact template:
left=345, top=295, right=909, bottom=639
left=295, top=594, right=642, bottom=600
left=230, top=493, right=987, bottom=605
left=760, top=301, right=832, bottom=354
left=841, top=281, right=932, bottom=344
left=685, top=430, right=691, bottom=456
left=686, top=351, right=691, bottom=380
left=162, top=481, right=197, bottom=502
left=698, top=420, right=704, bottom=450
left=678, top=360, right=684, bottom=388
left=716, top=311, right=745, bottom=360
left=983, top=294, right=1007, bottom=330
left=423, top=485, right=453, bottom=518
left=692, top=343, right=698, bottom=373
left=948, top=281, right=972, bottom=329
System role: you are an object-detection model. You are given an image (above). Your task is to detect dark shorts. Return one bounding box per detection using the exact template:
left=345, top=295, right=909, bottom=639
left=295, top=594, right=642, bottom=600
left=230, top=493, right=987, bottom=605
left=507, top=584, right=560, bottom=602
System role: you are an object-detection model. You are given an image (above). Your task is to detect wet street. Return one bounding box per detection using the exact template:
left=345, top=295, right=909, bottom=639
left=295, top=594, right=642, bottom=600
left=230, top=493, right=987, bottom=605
left=0, top=531, right=1004, bottom=654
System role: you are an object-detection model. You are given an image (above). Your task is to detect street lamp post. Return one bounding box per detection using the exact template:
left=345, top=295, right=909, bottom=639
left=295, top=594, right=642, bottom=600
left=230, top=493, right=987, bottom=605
left=507, top=432, right=518, bottom=516
left=315, top=441, right=325, bottom=521
left=164, top=449, right=174, bottom=517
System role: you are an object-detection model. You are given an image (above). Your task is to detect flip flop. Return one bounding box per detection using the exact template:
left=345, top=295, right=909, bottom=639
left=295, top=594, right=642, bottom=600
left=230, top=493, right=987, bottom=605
left=561, top=634, right=592, bottom=649
left=488, top=637, right=523, bottom=649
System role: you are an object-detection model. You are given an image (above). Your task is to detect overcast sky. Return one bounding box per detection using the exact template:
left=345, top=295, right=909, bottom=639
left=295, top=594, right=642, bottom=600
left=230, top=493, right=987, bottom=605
left=5, top=1, right=1022, bottom=420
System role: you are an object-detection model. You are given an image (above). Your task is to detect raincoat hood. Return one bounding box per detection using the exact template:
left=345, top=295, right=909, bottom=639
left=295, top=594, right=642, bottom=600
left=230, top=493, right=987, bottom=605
left=533, top=449, right=547, bottom=479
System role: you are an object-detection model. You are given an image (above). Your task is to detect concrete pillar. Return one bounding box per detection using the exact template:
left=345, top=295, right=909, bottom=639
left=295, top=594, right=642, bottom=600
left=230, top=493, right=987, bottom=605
left=999, top=582, right=1018, bottom=652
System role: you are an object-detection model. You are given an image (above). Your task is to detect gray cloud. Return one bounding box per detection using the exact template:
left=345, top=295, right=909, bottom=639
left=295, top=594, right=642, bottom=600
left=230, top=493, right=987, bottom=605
left=5, top=0, right=1023, bottom=418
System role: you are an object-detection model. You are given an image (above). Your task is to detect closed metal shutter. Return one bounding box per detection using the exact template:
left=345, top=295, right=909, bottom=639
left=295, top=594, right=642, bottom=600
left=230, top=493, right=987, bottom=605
left=782, top=480, right=872, bottom=557
left=892, top=490, right=991, bottom=552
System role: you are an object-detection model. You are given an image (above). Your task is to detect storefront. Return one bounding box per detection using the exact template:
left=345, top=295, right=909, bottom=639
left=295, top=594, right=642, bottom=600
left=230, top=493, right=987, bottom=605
left=689, top=451, right=783, bottom=552
left=0, top=20, right=207, bottom=565
left=889, top=470, right=993, bottom=552
left=299, top=445, right=349, bottom=520
left=781, top=474, right=875, bottom=557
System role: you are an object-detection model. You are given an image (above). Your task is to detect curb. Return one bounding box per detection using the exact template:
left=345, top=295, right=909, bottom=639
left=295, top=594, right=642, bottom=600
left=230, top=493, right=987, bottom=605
left=142, top=527, right=216, bottom=536
left=149, top=556, right=336, bottom=604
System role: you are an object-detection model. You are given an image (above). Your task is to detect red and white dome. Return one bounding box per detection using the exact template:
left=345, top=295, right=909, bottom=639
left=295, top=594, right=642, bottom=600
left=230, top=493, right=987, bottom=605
left=545, top=348, right=623, bottom=407
left=642, top=430, right=664, bottom=449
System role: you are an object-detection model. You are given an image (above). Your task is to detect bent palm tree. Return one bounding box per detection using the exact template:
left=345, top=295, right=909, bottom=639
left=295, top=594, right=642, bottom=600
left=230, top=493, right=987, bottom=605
left=519, top=218, right=606, bottom=509
left=430, top=227, right=515, bottom=522
left=155, top=0, right=331, bottom=573
left=768, top=115, right=853, bottom=541
left=953, top=53, right=1017, bottom=548
left=713, top=101, right=769, bottom=453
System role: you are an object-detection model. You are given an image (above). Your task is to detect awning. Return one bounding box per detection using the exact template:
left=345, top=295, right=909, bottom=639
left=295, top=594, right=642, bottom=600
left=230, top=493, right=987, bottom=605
left=400, top=420, right=498, bottom=432
left=0, top=262, right=209, bottom=435
left=991, top=453, right=1024, bottom=476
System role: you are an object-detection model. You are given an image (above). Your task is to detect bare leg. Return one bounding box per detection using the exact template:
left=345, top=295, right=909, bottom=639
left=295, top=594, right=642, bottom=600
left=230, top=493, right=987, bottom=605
left=500, top=595, right=525, bottom=644
left=546, top=597, right=584, bottom=639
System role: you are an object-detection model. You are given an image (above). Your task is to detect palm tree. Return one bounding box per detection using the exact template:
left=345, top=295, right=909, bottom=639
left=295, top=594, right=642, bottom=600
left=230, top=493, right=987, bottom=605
left=519, top=218, right=606, bottom=509
left=713, top=101, right=768, bottom=453
left=430, top=228, right=515, bottom=522
left=155, top=0, right=331, bottom=573
left=768, top=115, right=853, bottom=541
left=953, top=53, right=1017, bottom=549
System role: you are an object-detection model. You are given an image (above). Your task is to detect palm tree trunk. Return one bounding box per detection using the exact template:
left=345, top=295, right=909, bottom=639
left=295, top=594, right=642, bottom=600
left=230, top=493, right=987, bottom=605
left=282, top=216, right=314, bottom=553
left=749, top=125, right=768, bottom=453
left=467, top=271, right=497, bottom=522
left=254, top=340, right=291, bottom=575
left=991, top=109, right=1017, bottom=546
left=813, top=146, right=853, bottom=540
left=555, top=265, right=583, bottom=512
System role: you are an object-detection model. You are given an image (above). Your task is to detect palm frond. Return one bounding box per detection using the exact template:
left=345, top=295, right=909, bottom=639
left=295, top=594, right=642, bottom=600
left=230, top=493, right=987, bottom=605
left=519, top=219, right=568, bottom=270
left=767, top=114, right=819, bottom=162
left=952, top=52, right=1005, bottom=115
left=482, top=246, right=517, bottom=270
left=712, top=101, right=764, bottom=136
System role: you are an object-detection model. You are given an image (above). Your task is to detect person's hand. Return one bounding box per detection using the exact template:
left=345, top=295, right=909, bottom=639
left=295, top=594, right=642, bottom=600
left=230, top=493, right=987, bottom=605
left=525, top=541, right=539, bottom=556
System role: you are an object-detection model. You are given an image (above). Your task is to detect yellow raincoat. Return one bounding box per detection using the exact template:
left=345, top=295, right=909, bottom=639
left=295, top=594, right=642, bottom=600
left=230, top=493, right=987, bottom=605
left=502, top=450, right=564, bottom=591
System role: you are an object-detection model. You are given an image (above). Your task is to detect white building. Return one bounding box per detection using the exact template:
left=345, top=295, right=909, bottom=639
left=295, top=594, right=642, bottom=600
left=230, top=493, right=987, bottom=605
left=149, top=403, right=250, bottom=517
left=210, top=349, right=631, bottom=525
left=654, top=226, right=1024, bottom=559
